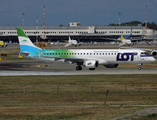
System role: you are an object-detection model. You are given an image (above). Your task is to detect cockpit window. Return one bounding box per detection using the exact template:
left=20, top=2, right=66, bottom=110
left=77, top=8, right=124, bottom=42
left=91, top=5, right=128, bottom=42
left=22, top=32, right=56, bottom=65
left=141, top=52, right=149, bottom=55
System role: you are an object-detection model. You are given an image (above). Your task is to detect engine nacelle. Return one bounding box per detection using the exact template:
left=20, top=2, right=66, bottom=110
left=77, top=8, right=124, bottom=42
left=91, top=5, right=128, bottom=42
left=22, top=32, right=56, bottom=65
left=151, top=50, right=157, bottom=56
left=104, top=64, right=118, bottom=68
left=78, top=43, right=81, bottom=46
left=84, top=60, right=99, bottom=68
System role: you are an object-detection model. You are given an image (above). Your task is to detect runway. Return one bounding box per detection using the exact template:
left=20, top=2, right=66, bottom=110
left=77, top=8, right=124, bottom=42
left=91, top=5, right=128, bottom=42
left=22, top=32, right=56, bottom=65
left=0, top=44, right=156, bottom=76
left=0, top=60, right=156, bottom=76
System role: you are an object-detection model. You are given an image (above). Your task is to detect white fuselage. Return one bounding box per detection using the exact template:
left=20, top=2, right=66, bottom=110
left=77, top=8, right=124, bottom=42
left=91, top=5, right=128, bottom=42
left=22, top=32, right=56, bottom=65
left=64, top=34, right=78, bottom=47
left=17, top=28, right=155, bottom=70
left=117, top=38, right=132, bottom=46
left=38, top=49, right=155, bottom=65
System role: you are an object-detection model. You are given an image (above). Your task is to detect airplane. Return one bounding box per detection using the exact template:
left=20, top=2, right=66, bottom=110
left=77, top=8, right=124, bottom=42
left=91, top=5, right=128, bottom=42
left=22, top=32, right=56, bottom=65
left=119, top=32, right=134, bottom=46
left=64, top=34, right=81, bottom=47
left=16, top=28, right=155, bottom=70
left=118, top=27, right=133, bottom=40
left=105, top=27, right=143, bottom=46
left=0, top=41, right=8, bottom=47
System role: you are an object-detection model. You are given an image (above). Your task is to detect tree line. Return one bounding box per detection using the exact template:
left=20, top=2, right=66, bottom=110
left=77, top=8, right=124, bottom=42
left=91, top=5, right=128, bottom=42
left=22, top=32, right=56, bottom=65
left=108, top=21, right=157, bottom=30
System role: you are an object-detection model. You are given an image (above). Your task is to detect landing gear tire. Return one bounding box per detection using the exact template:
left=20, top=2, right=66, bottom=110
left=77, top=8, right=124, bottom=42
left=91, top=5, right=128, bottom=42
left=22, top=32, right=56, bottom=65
left=89, top=68, right=95, bottom=70
left=138, top=67, right=141, bottom=70
left=76, top=66, right=82, bottom=70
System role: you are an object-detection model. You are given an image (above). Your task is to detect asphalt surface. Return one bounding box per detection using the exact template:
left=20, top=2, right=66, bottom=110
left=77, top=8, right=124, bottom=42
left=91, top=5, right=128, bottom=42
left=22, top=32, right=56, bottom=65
left=0, top=60, right=157, bottom=76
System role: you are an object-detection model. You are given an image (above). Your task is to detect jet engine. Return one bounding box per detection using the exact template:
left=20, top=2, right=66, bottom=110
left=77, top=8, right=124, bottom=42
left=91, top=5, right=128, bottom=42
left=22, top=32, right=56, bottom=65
left=84, top=60, right=99, bottom=68
left=151, top=50, right=157, bottom=56
left=104, top=64, right=118, bottom=68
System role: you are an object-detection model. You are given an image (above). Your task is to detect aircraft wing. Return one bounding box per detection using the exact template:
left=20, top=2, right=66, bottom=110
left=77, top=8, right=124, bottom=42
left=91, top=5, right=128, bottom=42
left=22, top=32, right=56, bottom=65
left=19, top=52, right=30, bottom=57
left=37, top=50, right=84, bottom=62
left=64, top=43, right=70, bottom=47
left=42, top=55, right=84, bottom=63
left=102, top=38, right=119, bottom=41
left=131, top=37, right=144, bottom=41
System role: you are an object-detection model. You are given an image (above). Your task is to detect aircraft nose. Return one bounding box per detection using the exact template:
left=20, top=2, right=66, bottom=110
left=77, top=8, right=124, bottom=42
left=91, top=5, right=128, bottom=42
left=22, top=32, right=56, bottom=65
left=149, top=57, right=156, bottom=62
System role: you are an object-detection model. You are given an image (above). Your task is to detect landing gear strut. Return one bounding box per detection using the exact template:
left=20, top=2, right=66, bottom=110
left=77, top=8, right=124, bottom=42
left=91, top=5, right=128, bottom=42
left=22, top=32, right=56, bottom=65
left=138, top=64, right=142, bottom=70
left=76, top=66, right=82, bottom=70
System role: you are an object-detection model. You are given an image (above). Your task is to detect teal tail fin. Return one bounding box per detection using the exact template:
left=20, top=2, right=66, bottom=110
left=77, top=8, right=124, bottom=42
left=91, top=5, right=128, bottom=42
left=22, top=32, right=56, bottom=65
left=16, top=28, right=41, bottom=52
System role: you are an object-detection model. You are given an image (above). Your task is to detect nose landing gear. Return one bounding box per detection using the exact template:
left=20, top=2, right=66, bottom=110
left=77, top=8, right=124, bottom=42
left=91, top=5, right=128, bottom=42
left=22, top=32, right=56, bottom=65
left=138, top=64, right=143, bottom=70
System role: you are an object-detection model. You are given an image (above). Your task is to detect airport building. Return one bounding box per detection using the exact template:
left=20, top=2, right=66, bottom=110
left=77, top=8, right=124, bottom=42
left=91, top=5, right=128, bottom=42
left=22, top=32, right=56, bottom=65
left=0, top=22, right=156, bottom=43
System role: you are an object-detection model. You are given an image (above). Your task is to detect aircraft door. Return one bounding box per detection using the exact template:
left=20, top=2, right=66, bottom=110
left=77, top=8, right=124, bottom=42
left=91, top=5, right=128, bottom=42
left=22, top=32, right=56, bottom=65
left=133, top=52, right=139, bottom=61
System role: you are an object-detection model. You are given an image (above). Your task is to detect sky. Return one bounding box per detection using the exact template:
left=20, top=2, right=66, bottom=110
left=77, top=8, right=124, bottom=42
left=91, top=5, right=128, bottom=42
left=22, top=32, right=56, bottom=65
left=0, top=0, right=157, bottom=27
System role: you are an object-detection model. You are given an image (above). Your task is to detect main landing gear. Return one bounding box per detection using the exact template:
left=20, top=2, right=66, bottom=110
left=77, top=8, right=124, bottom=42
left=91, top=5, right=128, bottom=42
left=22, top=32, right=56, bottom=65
left=138, top=64, right=142, bottom=70
left=76, top=66, right=82, bottom=70
left=89, top=68, right=95, bottom=70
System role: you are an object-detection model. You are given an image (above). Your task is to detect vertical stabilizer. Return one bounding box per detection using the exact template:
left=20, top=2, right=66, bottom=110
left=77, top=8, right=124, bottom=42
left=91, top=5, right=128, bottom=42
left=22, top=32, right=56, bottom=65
left=130, top=26, right=132, bottom=37
left=16, top=28, right=41, bottom=52
left=121, top=32, right=124, bottom=43
left=69, top=34, right=71, bottom=42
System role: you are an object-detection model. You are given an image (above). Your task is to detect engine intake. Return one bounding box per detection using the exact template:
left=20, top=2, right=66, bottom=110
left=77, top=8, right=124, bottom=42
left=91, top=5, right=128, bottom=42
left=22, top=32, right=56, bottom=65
left=151, top=50, right=157, bottom=56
